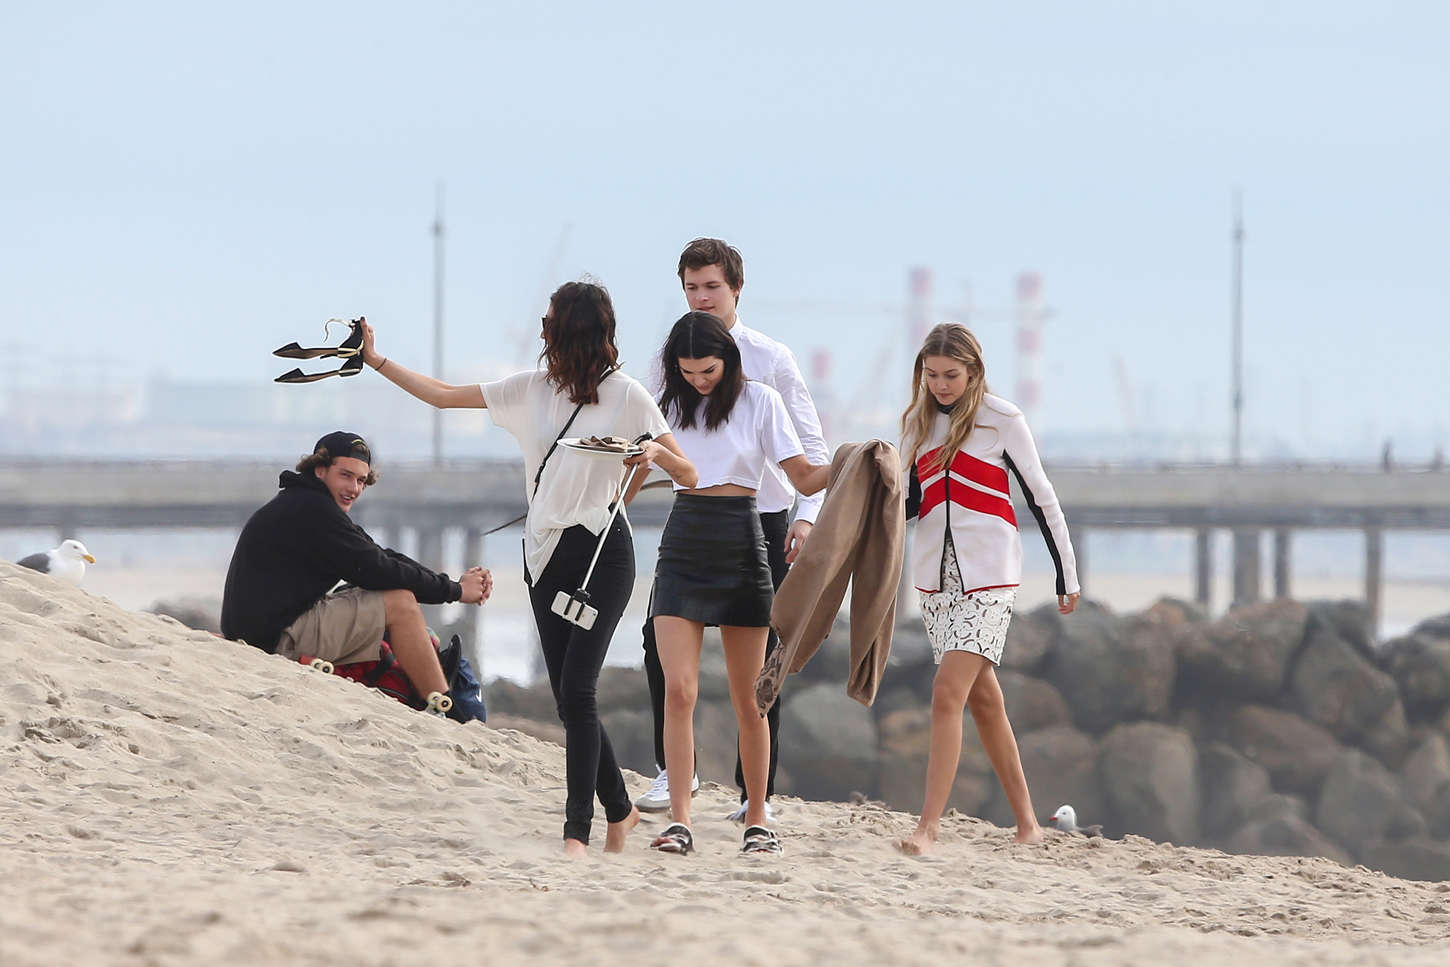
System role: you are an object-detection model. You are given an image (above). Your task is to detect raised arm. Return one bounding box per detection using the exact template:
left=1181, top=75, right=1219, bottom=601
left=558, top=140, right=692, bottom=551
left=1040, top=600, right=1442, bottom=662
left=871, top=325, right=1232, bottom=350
left=361, top=319, right=485, bottom=409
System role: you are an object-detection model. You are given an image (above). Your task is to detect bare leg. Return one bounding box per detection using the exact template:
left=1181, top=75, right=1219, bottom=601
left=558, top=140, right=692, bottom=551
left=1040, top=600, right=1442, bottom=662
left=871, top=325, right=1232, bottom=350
left=604, top=805, right=640, bottom=853
left=967, top=666, right=1043, bottom=844
left=898, top=651, right=988, bottom=856
left=720, top=625, right=770, bottom=829
left=654, top=616, right=703, bottom=830
left=381, top=589, right=448, bottom=695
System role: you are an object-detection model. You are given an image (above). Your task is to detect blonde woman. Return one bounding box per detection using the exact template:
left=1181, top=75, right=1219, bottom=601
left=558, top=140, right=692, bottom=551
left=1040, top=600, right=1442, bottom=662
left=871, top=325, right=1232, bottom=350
left=897, top=323, right=1080, bottom=855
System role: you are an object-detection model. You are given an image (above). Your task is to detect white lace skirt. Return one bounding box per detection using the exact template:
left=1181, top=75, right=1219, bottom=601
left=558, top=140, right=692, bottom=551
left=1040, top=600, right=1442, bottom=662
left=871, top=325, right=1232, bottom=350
left=918, top=535, right=1017, bottom=665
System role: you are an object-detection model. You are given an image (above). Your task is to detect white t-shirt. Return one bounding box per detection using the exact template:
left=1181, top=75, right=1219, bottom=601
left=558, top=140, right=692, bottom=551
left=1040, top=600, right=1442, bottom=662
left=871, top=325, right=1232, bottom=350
left=649, top=317, right=829, bottom=520
left=481, top=368, right=671, bottom=583
left=664, top=380, right=804, bottom=492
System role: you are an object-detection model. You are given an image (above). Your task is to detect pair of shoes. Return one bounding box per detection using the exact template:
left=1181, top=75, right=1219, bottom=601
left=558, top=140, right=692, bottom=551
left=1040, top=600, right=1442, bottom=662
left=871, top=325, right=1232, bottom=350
left=725, top=800, right=778, bottom=823
left=274, top=318, right=366, bottom=383
left=741, top=825, right=783, bottom=855
left=649, top=823, right=694, bottom=855
left=634, top=768, right=700, bottom=812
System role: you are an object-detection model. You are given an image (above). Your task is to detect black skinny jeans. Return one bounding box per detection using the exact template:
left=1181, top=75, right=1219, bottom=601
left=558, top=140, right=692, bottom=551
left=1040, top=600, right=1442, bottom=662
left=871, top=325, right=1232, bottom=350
left=528, top=518, right=636, bottom=844
left=642, top=508, right=790, bottom=802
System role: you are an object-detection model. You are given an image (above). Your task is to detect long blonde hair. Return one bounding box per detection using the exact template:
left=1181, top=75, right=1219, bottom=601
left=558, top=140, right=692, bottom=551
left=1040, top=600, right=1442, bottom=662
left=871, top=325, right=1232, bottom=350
left=900, top=323, right=988, bottom=473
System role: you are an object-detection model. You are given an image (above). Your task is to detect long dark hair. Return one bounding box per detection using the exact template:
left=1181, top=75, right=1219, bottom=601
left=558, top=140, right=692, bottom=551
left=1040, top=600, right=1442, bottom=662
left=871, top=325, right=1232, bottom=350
left=657, top=311, right=745, bottom=431
left=540, top=281, right=620, bottom=404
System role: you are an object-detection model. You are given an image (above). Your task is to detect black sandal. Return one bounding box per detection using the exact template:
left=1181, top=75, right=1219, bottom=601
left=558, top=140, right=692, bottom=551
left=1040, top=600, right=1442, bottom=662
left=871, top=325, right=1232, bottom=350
left=650, top=823, right=694, bottom=855
left=275, top=353, right=366, bottom=384
left=741, top=825, right=782, bottom=855
left=273, top=318, right=365, bottom=360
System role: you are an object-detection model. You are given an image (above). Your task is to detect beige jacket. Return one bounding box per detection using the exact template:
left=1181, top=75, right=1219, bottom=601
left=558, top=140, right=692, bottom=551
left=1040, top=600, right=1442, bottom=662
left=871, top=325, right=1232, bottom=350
left=754, top=440, right=905, bottom=715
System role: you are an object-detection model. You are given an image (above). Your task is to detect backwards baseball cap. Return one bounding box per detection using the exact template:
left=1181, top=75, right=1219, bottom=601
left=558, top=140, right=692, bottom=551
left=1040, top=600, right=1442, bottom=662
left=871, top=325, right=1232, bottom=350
left=314, top=430, right=372, bottom=465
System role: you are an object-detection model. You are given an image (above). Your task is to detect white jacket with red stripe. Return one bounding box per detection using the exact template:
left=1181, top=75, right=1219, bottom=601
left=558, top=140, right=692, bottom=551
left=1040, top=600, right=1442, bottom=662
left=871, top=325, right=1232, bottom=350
left=905, top=394, right=1080, bottom=596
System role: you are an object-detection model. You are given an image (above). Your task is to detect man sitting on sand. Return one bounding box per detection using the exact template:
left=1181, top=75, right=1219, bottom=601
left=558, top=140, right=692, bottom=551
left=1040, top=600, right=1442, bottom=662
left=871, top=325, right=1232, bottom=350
left=221, top=431, right=491, bottom=710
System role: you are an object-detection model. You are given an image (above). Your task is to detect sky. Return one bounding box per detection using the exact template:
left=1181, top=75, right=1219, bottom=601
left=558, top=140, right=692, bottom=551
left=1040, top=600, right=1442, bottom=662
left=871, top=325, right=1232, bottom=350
left=3, top=0, right=1448, bottom=461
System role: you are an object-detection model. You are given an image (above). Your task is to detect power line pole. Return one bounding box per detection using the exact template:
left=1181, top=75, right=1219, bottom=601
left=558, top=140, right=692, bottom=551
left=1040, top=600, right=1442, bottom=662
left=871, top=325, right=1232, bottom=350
left=432, top=183, right=445, bottom=467
left=1231, top=189, right=1245, bottom=466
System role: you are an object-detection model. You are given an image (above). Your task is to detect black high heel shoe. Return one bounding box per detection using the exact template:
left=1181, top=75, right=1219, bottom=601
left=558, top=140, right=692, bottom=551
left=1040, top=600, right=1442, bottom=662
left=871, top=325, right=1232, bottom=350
left=273, top=318, right=364, bottom=359
left=275, top=353, right=366, bottom=384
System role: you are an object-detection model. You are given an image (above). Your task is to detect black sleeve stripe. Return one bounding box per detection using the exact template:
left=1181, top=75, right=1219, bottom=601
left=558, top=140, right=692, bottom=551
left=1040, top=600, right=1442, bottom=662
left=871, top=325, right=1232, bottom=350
left=905, top=462, right=921, bottom=520
left=1005, top=453, right=1067, bottom=596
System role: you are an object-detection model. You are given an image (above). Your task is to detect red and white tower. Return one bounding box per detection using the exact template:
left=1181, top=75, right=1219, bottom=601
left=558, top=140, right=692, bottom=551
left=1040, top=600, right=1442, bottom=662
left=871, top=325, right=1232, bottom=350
left=1014, top=271, right=1046, bottom=427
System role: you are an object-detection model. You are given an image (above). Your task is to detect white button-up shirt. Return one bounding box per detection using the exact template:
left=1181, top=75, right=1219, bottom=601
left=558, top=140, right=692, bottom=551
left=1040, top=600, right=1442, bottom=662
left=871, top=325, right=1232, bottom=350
left=650, top=315, right=829, bottom=523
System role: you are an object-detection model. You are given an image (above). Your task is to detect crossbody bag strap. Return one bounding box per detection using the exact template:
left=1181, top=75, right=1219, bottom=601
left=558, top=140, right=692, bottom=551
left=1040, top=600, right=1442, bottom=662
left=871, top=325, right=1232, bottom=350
left=531, top=366, right=621, bottom=498
left=533, top=400, right=586, bottom=498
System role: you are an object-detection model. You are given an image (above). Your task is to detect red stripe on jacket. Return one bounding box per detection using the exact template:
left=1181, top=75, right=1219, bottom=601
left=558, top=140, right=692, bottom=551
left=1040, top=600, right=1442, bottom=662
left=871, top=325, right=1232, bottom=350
left=916, top=478, right=1017, bottom=527
left=918, top=446, right=1010, bottom=495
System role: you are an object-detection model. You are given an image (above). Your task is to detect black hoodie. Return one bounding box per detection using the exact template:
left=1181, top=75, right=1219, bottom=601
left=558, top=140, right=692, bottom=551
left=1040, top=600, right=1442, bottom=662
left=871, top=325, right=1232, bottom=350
left=220, top=470, right=462, bottom=652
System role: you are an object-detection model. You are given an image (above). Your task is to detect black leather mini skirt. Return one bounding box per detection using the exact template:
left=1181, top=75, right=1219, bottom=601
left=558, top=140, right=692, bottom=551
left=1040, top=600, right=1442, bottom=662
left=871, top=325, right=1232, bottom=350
left=650, top=494, right=773, bottom=628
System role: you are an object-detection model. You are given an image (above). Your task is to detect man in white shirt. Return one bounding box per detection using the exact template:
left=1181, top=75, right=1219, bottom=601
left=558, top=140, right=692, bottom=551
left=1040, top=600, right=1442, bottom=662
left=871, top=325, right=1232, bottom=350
left=636, top=237, right=831, bottom=819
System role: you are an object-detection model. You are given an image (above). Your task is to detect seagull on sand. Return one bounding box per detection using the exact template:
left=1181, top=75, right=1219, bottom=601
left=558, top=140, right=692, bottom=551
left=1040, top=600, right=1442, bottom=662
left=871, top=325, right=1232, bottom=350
left=17, top=539, right=96, bottom=586
left=1048, top=804, right=1102, bottom=838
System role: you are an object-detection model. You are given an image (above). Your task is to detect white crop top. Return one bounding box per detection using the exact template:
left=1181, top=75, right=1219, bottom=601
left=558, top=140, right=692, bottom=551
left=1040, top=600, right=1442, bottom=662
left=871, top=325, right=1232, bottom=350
left=665, top=381, right=804, bottom=492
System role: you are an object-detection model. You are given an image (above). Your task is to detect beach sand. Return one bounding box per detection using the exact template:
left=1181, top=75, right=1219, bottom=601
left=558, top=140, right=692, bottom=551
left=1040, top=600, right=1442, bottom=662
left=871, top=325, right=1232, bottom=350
left=3, top=560, right=1449, bottom=966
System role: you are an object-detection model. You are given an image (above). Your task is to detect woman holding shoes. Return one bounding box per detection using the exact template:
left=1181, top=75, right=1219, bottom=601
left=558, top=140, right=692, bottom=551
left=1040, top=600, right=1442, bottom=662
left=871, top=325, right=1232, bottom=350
left=361, top=281, right=696, bottom=858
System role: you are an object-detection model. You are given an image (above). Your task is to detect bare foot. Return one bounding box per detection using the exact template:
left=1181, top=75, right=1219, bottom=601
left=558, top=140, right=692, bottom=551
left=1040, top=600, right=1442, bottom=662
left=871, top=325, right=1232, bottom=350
left=1014, top=823, right=1045, bottom=845
left=604, top=806, right=641, bottom=853
left=896, top=828, right=937, bottom=856
left=563, top=838, right=588, bottom=858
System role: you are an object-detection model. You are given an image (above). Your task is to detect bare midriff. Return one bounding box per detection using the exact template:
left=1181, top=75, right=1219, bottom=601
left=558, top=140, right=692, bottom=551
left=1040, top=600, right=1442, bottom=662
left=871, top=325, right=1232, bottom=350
left=680, top=483, right=756, bottom=497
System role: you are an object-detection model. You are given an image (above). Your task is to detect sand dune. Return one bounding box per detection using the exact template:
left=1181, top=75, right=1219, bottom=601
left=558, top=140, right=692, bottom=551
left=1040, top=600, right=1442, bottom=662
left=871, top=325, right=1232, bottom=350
left=2, top=560, right=1448, bottom=966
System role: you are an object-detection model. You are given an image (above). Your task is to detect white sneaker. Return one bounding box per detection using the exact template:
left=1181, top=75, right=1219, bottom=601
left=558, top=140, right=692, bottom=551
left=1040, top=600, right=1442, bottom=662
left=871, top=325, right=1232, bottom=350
left=725, top=800, right=778, bottom=823
left=635, top=769, right=700, bottom=812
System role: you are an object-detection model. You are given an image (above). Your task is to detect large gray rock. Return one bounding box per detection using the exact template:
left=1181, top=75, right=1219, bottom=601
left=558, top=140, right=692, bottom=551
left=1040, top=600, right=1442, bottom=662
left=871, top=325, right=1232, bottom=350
left=1360, top=698, right=1413, bottom=770
left=1360, top=839, right=1450, bottom=883
left=1288, top=617, right=1400, bottom=743
left=996, top=670, right=1071, bottom=733
left=875, top=706, right=994, bottom=816
left=1383, top=631, right=1450, bottom=723
left=1043, top=606, right=1174, bottom=733
left=1401, top=733, right=1450, bottom=831
left=1000, top=604, right=1059, bottom=673
left=693, top=699, right=749, bottom=788
left=1305, top=600, right=1375, bottom=661
left=598, top=707, right=655, bottom=778
left=1224, top=812, right=1353, bottom=866
left=596, top=666, right=651, bottom=710
left=982, top=724, right=1102, bottom=831
left=1316, top=749, right=1427, bottom=859
left=779, top=681, right=878, bottom=802
left=1096, top=722, right=1199, bottom=845
left=792, top=617, right=853, bottom=685
left=484, top=678, right=559, bottom=724
left=1244, top=792, right=1310, bottom=826
left=1224, top=704, right=1342, bottom=797
left=1198, top=742, right=1273, bottom=839
left=1175, top=600, right=1309, bottom=701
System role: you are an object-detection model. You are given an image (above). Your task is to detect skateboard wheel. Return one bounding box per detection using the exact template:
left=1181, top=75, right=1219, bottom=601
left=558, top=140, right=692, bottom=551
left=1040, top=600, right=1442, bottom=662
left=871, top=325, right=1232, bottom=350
left=425, top=691, right=453, bottom=716
left=307, top=658, right=334, bottom=674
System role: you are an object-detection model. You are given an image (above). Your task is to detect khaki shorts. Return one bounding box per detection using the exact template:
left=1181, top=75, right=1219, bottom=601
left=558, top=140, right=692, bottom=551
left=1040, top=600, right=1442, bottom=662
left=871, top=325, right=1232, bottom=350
left=275, top=587, right=387, bottom=665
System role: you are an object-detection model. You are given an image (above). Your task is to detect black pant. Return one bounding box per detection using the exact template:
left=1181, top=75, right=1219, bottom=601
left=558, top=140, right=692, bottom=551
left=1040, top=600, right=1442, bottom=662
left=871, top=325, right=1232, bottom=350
left=642, top=508, right=789, bottom=802
left=528, top=518, right=635, bottom=844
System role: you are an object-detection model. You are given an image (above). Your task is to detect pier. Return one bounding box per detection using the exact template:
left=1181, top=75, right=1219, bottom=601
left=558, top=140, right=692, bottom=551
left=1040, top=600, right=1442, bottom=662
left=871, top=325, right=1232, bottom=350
left=2, top=460, right=1447, bottom=634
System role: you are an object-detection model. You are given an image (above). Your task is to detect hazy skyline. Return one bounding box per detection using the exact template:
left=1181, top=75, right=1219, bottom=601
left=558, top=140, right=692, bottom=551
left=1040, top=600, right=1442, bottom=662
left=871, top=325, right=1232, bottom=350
left=4, top=1, right=1447, bottom=460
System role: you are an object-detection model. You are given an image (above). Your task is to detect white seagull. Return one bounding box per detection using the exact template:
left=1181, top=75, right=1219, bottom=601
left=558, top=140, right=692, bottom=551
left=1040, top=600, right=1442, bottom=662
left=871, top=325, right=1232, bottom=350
left=1048, top=804, right=1103, bottom=838
left=17, top=539, right=96, bottom=586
